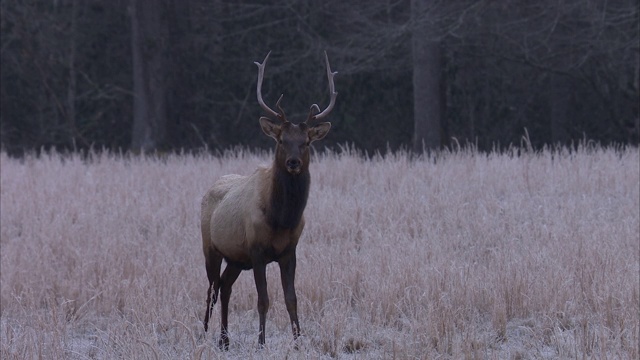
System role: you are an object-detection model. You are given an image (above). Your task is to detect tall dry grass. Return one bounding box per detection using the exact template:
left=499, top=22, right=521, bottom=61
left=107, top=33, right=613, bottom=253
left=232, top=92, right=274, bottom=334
left=1, top=146, right=638, bottom=359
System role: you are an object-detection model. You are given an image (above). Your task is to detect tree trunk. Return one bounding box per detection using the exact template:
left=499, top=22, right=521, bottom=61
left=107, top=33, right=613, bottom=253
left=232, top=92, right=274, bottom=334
left=66, top=0, right=77, bottom=148
left=411, top=0, right=443, bottom=153
left=130, top=0, right=168, bottom=152
left=549, top=74, right=570, bottom=144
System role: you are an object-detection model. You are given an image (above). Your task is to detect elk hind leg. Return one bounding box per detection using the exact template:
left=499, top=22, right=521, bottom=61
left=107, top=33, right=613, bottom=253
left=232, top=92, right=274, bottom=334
left=203, top=251, right=222, bottom=332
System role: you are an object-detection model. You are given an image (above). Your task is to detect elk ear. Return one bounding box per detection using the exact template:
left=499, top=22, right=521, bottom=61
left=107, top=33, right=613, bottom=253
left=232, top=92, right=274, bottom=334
left=308, top=122, right=331, bottom=143
left=259, top=117, right=281, bottom=140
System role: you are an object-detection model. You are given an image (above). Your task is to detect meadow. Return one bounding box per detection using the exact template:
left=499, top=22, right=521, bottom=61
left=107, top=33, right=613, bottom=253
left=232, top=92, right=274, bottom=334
left=1, top=146, right=638, bottom=359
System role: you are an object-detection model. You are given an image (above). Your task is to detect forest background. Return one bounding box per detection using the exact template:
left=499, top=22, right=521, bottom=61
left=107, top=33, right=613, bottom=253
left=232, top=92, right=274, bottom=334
left=1, top=0, right=638, bottom=155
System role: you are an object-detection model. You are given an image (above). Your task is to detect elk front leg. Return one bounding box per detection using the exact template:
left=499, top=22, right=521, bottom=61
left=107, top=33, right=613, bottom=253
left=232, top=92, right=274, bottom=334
left=252, top=261, right=269, bottom=347
left=218, top=264, right=242, bottom=350
left=279, top=252, right=300, bottom=341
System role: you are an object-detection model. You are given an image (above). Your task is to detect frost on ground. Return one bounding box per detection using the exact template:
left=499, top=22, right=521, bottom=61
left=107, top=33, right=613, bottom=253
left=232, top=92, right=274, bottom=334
left=1, top=146, right=638, bottom=359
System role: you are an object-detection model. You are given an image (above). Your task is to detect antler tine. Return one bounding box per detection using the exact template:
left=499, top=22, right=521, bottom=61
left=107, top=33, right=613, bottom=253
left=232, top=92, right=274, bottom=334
left=254, top=51, right=281, bottom=119
left=275, top=94, right=286, bottom=120
left=306, top=104, right=321, bottom=123
left=312, top=51, right=338, bottom=121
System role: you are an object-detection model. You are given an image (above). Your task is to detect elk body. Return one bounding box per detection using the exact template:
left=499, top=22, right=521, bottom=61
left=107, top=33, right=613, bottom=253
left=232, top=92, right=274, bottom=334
left=201, top=52, right=337, bottom=349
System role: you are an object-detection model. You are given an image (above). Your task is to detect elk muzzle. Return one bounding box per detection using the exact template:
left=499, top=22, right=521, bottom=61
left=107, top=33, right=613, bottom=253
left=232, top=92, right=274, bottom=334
left=285, top=157, right=302, bottom=174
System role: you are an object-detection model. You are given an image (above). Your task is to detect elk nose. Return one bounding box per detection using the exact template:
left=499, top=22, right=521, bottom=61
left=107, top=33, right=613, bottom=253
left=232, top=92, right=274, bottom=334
left=286, top=158, right=302, bottom=171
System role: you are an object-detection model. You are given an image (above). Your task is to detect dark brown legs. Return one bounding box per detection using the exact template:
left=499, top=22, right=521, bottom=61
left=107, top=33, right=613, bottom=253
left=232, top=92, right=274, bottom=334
left=218, top=264, right=242, bottom=350
left=203, top=251, right=242, bottom=351
left=205, top=248, right=300, bottom=350
left=251, top=254, right=270, bottom=347
left=203, top=253, right=222, bottom=332
left=250, top=249, right=300, bottom=348
left=279, top=253, right=300, bottom=341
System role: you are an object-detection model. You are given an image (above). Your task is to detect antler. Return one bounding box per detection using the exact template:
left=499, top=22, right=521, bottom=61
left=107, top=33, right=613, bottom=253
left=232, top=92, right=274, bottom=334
left=275, top=94, right=286, bottom=120
left=254, top=51, right=283, bottom=120
left=306, top=104, right=321, bottom=123
left=309, top=51, right=338, bottom=122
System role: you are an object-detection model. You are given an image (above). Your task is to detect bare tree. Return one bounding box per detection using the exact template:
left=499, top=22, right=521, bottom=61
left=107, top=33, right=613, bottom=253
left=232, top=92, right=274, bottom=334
left=130, top=0, right=170, bottom=152
left=411, top=0, right=443, bottom=152
left=1, top=0, right=637, bottom=153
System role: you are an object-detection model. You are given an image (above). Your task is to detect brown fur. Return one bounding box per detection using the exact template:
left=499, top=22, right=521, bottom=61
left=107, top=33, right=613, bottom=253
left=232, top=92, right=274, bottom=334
left=201, top=132, right=322, bottom=349
left=201, top=165, right=306, bottom=270
left=201, top=51, right=335, bottom=350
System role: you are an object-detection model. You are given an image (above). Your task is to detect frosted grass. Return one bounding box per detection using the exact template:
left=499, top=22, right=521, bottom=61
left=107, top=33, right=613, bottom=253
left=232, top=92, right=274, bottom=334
left=1, top=147, right=638, bottom=359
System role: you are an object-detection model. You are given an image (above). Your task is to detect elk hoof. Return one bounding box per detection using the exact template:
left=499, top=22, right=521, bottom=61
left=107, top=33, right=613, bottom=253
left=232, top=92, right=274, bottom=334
left=218, top=336, right=230, bottom=351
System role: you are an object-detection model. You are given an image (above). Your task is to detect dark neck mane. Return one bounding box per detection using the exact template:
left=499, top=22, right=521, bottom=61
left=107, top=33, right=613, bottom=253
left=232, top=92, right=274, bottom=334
left=266, top=165, right=310, bottom=230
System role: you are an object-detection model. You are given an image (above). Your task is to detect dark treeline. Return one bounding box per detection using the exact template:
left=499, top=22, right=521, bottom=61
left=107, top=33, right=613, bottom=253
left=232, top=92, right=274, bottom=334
left=1, top=0, right=638, bottom=155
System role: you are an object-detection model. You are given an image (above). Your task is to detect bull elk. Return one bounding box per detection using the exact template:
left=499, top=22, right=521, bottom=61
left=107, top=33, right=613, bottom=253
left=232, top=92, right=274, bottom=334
left=201, top=51, right=337, bottom=349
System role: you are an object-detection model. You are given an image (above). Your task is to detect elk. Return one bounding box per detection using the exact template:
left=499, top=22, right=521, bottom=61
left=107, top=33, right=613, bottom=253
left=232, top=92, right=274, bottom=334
left=201, top=51, right=337, bottom=349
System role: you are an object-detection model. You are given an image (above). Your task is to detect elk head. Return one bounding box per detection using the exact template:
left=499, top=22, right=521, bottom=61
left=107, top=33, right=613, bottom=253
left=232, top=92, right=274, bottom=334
left=255, top=51, right=337, bottom=175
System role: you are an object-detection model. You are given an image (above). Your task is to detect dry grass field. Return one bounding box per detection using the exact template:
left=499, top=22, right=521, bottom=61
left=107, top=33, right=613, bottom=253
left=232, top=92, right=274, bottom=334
left=1, top=146, right=638, bottom=359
